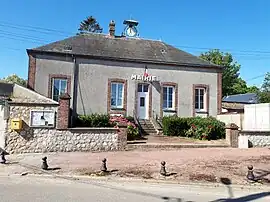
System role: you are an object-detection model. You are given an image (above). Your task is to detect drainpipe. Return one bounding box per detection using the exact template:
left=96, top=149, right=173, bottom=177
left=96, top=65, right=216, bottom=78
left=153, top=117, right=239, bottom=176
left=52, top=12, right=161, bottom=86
left=71, top=55, right=78, bottom=127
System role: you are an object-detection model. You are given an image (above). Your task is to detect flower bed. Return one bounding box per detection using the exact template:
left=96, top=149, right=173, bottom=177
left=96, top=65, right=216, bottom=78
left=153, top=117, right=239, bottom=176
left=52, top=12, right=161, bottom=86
left=110, top=116, right=139, bottom=141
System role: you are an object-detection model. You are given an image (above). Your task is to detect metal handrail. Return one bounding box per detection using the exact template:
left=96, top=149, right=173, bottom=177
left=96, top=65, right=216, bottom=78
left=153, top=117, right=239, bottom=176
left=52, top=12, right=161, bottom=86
left=133, top=110, right=143, bottom=136
left=152, top=110, right=163, bottom=128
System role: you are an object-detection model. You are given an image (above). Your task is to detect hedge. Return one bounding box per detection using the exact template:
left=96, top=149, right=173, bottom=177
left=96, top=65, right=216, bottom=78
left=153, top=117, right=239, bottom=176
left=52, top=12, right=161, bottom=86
left=162, top=116, right=225, bottom=140
left=75, top=114, right=113, bottom=127
left=75, top=114, right=140, bottom=140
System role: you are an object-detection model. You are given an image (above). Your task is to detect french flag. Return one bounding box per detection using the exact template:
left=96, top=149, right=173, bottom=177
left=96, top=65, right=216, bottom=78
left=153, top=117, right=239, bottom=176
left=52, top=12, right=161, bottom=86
left=144, top=72, right=149, bottom=77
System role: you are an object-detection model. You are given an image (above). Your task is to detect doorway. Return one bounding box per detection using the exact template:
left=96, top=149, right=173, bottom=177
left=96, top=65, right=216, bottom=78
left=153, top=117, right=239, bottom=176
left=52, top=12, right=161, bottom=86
left=137, top=83, right=149, bottom=119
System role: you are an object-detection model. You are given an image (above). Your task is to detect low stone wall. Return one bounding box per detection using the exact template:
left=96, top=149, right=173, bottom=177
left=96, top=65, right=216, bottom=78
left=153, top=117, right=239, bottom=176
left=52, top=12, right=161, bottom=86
left=5, top=99, right=127, bottom=154
left=239, top=131, right=270, bottom=147
left=6, top=127, right=125, bottom=154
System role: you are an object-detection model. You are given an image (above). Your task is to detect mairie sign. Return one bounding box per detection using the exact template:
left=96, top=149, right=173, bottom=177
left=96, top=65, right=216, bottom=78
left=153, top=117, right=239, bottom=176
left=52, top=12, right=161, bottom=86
left=131, top=74, right=157, bottom=82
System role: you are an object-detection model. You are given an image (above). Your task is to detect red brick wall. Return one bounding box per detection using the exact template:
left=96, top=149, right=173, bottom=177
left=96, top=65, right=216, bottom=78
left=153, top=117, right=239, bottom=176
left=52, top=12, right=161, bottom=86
left=57, top=93, right=71, bottom=130
left=27, top=54, right=36, bottom=90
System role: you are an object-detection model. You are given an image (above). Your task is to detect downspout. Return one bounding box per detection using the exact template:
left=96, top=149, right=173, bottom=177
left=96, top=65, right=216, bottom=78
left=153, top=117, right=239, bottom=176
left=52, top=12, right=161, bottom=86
left=71, top=55, right=78, bottom=127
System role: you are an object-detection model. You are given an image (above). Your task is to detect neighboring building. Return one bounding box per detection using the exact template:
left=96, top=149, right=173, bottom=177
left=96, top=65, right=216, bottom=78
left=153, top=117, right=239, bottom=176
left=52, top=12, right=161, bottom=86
left=26, top=20, right=222, bottom=122
left=222, top=93, right=258, bottom=113
left=0, top=82, right=13, bottom=99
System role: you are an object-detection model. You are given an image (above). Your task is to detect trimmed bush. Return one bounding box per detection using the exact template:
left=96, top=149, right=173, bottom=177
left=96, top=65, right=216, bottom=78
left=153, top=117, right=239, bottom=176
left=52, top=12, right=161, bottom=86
left=162, top=116, right=225, bottom=140
left=75, top=114, right=112, bottom=127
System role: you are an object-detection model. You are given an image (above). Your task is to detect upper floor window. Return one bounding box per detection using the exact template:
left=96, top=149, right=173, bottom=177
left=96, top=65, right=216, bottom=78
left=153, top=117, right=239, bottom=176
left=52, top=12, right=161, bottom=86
left=163, top=86, right=174, bottom=110
left=111, top=82, right=124, bottom=109
left=52, top=78, right=68, bottom=101
left=195, top=88, right=206, bottom=111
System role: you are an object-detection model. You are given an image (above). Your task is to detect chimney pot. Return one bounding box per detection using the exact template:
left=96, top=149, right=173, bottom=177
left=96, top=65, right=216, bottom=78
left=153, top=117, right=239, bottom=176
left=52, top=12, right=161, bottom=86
left=109, top=20, right=115, bottom=37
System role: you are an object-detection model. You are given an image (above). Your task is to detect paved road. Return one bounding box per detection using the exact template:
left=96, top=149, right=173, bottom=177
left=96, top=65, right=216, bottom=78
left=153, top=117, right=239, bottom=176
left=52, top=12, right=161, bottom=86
left=0, top=175, right=269, bottom=202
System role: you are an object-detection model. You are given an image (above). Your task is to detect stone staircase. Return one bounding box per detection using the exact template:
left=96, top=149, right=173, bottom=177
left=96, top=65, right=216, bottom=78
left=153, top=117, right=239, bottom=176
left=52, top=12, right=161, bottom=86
left=138, top=119, right=157, bottom=135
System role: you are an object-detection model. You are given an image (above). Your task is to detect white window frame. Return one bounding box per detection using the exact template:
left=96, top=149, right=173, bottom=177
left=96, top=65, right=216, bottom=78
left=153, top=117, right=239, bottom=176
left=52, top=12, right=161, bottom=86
left=52, top=78, right=68, bottom=101
left=162, top=86, right=175, bottom=110
left=110, top=82, right=124, bottom=109
left=195, top=87, right=207, bottom=112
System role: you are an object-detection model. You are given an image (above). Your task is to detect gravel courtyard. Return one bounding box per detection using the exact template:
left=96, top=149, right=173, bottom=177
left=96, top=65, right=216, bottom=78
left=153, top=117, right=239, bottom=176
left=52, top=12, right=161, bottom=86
left=1, top=148, right=270, bottom=185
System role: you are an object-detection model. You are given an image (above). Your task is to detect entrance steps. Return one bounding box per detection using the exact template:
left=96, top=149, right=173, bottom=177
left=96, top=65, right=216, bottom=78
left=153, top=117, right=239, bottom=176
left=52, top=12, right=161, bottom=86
left=138, top=119, right=157, bottom=135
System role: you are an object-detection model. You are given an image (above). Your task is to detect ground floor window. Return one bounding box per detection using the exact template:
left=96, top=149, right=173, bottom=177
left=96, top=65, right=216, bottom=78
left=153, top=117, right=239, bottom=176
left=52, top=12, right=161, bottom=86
left=195, top=87, right=206, bottom=111
left=52, top=78, right=68, bottom=101
left=163, top=86, right=174, bottom=110
left=111, top=82, right=124, bottom=108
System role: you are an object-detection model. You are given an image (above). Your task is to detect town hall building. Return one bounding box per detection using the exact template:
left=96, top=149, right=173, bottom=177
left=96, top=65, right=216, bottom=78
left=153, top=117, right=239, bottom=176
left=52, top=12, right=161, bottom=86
left=26, top=19, right=222, bottom=123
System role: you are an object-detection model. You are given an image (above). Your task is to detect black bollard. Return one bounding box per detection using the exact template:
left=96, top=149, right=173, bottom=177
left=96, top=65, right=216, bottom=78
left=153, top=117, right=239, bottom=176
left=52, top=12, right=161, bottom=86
left=100, top=158, right=107, bottom=172
left=0, top=151, right=6, bottom=164
left=41, top=157, right=49, bottom=170
left=160, top=161, right=167, bottom=176
left=247, top=165, right=255, bottom=181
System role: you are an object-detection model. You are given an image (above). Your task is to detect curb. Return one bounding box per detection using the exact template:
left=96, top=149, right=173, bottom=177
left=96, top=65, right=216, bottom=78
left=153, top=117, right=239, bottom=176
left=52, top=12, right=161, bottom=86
left=6, top=173, right=269, bottom=191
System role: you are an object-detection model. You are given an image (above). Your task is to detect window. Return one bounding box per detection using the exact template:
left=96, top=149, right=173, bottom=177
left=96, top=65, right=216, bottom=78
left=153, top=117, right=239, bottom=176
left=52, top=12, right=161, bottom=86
left=138, top=84, right=148, bottom=92
left=52, top=78, right=68, bottom=101
left=163, top=86, right=174, bottom=110
left=195, top=88, right=206, bottom=111
left=111, top=82, right=124, bottom=108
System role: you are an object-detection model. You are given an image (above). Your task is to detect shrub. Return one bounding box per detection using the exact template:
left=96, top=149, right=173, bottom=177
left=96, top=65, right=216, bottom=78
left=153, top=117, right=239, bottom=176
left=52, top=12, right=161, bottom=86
left=162, top=116, right=225, bottom=140
left=75, top=114, right=140, bottom=140
left=75, top=114, right=112, bottom=127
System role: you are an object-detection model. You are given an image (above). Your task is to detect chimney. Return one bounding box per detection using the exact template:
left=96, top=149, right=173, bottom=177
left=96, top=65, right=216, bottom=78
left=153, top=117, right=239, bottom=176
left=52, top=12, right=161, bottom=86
left=109, top=20, right=115, bottom=37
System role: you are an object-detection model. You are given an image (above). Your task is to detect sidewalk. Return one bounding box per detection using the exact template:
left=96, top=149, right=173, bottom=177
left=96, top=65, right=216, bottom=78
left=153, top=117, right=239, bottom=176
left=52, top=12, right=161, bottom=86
left=1, top=148, right=270, bottom=185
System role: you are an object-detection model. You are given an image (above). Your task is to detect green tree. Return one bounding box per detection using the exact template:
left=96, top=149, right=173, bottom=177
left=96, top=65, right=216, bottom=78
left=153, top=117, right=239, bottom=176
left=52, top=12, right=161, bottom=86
left=247, top=85, right=260, bottom=93
left=200, top=49, right=250, bottom=96
left=1, top=74, right=27, bottom=86
left=78, top=16, right=103, bottom=34
left=258, top=72, right=270, bottom=103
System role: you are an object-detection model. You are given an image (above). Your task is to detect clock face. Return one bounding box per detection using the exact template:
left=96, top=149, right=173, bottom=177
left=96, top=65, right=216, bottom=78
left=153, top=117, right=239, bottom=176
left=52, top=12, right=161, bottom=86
left=126, top=26, right=137, bottom=37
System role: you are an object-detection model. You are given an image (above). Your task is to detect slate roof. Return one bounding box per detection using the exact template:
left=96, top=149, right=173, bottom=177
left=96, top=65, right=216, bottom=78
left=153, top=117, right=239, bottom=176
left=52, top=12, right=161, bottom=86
left=222, top=93, right=258, bottom=104
left=27, top=33, right=221, bottom=68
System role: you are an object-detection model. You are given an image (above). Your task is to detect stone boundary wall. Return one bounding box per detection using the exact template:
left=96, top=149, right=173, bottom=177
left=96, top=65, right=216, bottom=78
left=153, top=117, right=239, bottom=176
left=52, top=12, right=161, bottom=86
left=6, top=127, right=125, bottom=154
left=239, top=131, right=270, bottom=147
left=5, top=94, right=127, bottom=154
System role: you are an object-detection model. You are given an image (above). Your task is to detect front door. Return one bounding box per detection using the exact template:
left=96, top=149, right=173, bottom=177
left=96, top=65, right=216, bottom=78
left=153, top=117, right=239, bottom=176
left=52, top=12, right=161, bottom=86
left=137, top=83, right=149, bottom=119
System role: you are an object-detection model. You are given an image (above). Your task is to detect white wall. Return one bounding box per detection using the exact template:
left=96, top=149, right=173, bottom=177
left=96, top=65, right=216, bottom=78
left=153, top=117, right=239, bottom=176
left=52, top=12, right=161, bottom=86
left=217, top=113, right=244, bottom=129
left=0, top=105, right=7, bottom=149
left=243, top=103, right=270, bottom=131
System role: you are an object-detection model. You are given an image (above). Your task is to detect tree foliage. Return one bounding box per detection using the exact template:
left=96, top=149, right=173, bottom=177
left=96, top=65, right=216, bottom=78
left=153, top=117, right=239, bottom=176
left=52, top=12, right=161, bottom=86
left=78, top=16, right=103, bottom=34
left=1, top=74, right=27, bottom=86
left=258, top=72, right=270, bottom=103
left=199, top=49, right=258, bottom=97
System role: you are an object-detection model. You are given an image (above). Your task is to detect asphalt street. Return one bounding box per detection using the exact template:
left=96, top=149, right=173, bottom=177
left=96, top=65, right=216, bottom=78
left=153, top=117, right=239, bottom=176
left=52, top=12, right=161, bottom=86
left=0, top=175, right=269, bottom=202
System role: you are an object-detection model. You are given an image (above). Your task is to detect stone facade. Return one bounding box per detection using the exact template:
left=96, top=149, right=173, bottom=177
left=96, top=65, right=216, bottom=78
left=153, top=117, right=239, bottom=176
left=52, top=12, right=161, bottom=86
left=239, top=131, right=270, bottom=147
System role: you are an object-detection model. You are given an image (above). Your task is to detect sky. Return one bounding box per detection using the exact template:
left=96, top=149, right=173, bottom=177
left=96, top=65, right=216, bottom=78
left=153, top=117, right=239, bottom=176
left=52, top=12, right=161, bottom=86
left=0, top=0, right=269, bottom=87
